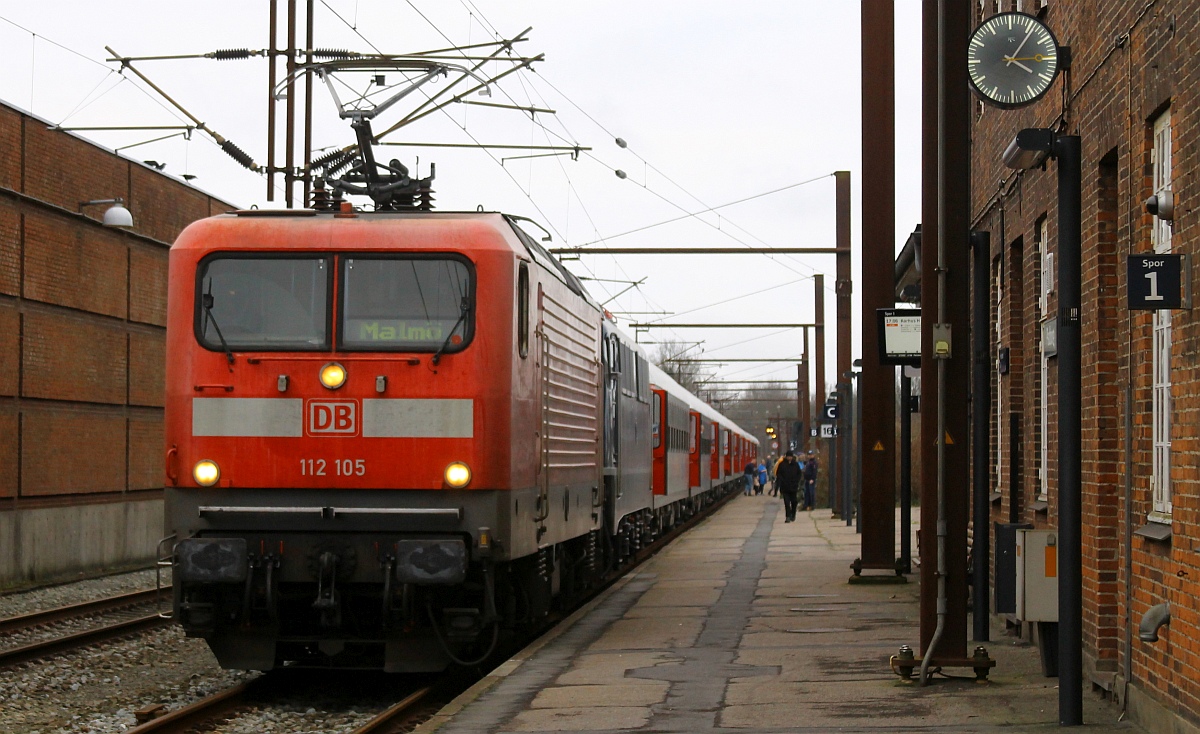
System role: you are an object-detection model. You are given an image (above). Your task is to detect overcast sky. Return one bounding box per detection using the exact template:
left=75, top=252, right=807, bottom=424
left=0, top=1, right=922, bottom=412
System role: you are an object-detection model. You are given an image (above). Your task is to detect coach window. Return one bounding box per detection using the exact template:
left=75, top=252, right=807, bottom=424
left=518, top=263, right=530, bottom=358
left=339, top=256, right=474, bottom=351
left=652, top=394, right=662, bottom=448
left=196, top=256, right=329, bottom=351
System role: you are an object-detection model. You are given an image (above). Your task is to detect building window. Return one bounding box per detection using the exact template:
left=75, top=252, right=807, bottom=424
left=1038, top=217, right=1051, bottom=502
left=1151, top=108, right=1173, bottom=521
left=995, top=263, right=1004, bottom=490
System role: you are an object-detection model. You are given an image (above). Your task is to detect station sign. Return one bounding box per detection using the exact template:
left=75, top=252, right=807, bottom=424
left=820, top=424, right=836, bottom=439
left=822, top=402, right=840, bottom=421
left=1127, top=254, right=1188, bottom=310
left=877, top=308, right=921, bottom=366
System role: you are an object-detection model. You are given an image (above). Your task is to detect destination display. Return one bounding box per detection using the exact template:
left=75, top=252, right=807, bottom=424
left=877, top=308, right=921, bottom=366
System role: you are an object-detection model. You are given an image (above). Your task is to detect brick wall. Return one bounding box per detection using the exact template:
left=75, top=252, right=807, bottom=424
left=0, top=100, right=234, bottom=516
left=969, top=0, right=1200, bottom=725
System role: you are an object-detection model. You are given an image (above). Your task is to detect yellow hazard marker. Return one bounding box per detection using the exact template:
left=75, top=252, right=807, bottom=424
left=872, top=441, right=885, bottom=451
left=945, top=432, right=955, bottom=445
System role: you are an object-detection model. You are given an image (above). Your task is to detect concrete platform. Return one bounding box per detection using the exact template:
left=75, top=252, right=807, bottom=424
left=418, top=496, right=1144, bottom=733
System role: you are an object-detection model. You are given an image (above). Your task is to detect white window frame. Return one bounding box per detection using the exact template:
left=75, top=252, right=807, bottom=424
left=995, top=265, right=1004, bottom=489
left=1038, top=218, right=1051, bottom=502
left=1150, top=109, right=1173, bottom=522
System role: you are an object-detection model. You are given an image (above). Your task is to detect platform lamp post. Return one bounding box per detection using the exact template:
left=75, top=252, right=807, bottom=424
left=1003, top=128, right=1082, bottom=726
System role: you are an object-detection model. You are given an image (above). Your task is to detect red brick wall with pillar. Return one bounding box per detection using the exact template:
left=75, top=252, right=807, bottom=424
left=0, top=100, right=234, bottom=539
left=968, top=0, right=1200, bottom=725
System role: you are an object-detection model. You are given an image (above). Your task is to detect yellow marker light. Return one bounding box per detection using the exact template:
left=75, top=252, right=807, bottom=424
left=319, top=362, right=347, bottom=389
left=444, top=462, right=472, bottom=488
left=193, top=459, right=221, bottom=487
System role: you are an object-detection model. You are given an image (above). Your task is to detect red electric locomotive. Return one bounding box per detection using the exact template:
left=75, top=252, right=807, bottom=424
left=163, top=202, right=756, bottom=671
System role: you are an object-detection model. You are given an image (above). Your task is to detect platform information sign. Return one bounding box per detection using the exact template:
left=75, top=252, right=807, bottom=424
left=1127, top=254, right=1186, bottom=310
left=877, top=308, right=921, bottom=366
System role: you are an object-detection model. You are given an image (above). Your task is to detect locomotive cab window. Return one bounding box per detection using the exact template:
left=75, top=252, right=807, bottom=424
left=340, top=256, right=474, bottom=352
left=196, top=256, right=329, bottom=351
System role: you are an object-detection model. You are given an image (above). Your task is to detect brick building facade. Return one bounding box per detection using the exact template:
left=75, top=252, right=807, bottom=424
left=970, top=0, right=1199, bottom=730
left=0, top=101, right=233, bottom=586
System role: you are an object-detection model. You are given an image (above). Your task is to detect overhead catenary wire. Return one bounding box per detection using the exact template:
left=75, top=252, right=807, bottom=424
left=394, top=3, right=832, bottom=285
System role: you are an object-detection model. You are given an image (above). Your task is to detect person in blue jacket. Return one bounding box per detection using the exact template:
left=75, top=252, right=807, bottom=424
left=756, top=461, right=768, bottom=495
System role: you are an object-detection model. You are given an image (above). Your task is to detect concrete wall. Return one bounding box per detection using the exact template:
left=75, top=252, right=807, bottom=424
left=0, top=498, right=163, bottom=588
left=0, top=100, right=234, bottom=586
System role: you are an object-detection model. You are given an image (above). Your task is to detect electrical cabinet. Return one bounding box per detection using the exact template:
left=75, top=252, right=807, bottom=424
left=994, top=522, right=1033, bottom=614
left=1015, top=529, right=1058, bottom=622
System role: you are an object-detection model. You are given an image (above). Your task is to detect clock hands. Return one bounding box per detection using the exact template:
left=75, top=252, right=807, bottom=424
left=1004, top=57, right=1035, bottom=73
left=1001, top=53, right=1054, bottom=74
left=1006, top=26, right=1035, bottom=67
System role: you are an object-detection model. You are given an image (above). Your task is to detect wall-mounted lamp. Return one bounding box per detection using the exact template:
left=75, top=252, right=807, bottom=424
left=1002, top=128, right=1056, bottom=171
left=79, top=198, right=133, bottom=228
left=1144, top=191, right=1174, bottom=221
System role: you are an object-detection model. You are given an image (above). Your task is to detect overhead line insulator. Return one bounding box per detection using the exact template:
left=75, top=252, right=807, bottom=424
left=209, top=48, right=254, bottom=60
left=312, top=48, right=358, bottom=59
left=221, top=140, right=257, bottom=170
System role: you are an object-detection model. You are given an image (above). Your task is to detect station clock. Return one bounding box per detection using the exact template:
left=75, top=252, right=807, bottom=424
left=967, top=12, right=1061, bottom=109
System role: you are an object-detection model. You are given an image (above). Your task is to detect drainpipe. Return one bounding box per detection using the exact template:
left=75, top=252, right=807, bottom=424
left=920, top=0, right=950, bottom=687
left=1138, top=603, right=1171, bottom=642
left=1122, top=381, right=1133, bottom=708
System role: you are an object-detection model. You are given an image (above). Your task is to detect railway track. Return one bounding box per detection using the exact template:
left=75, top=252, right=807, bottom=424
left=126, top=676, right=435, bottom=734
left=117, top=487, right=738, bottom=734
left=0, top=587, right=172, bottom=667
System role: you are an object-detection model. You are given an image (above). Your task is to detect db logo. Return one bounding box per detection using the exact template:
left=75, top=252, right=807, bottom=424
left=307, top=400, right=358, bottom=435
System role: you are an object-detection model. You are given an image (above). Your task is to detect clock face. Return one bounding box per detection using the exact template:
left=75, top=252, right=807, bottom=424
left=968, top=12, right=1060, bottom=109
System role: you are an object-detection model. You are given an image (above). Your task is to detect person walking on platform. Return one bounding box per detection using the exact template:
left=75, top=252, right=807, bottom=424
left=776, top=451, right=802, bottom=522
left=743, top=460, right=757, bottom=496
left=756, top=461, right=768, bottom=496
left=802, top=451, right=818, bottom=511
left=770, top=455, right=785, bottom=497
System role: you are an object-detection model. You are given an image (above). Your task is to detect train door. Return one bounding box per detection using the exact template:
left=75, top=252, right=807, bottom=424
left=651, top=389, right=666, bottom=495
left=723, top=429, right=731, bottom=478
left=688, top=411, right=701, bottom=491
left=602, top=332, right=620, bottom=472
left=705, top=422, right=715, bottom=479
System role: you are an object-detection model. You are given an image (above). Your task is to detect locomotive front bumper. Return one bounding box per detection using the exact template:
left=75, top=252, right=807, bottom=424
left=175, top=535, right=469, bottom=586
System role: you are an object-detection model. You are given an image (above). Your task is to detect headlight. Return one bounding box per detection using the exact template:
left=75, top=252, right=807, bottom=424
left=193, top=459, right=220, bottom=487
left=319, top=362, right=347, bottom=389
left=444, top=462, right=472, bottom=488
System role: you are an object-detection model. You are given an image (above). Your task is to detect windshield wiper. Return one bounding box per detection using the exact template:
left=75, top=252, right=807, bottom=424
left=431, top=297, right=471, bottom=366
left=201, top=282, right=235, bottom=366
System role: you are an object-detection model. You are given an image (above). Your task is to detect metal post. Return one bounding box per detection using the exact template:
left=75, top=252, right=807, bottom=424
left=841, top=382, right=853, bottom=527
left=972, top=230, right=991, bottom=642
left=855, top=371, right=863, bottom=534
left=900, top=369, right=913, bottom=574
left=1056, top=134, right=1082, bottom=727
left=919, top=0, right=971, bottom=669
left=799, top=346, right=810, bottom=453
left=828, top=408, right=839, bottom=514
left=859, top=0, right=898, bottom=570
left=303, top=0, right=314, bottom=205
left=285, top=0, right=297, bottom=208
left=816, top=273, right=825, bottom=465
left=266, top=0, right=277, bottom=202
left=836, top=172, right=853, bottom=385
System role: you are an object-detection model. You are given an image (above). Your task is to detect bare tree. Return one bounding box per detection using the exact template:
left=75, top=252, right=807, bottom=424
left=650, top=339, right=710, bottom=394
